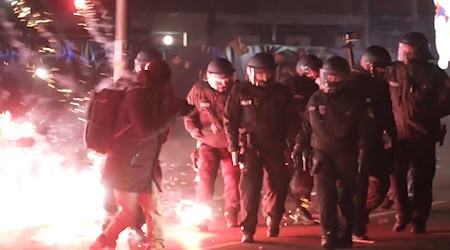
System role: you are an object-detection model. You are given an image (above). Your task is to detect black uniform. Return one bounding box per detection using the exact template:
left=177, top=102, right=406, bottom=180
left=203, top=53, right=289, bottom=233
left=349, top=72, right=397, bottom=236
left=295, top=82, right=375, bottom=244
left=386, top=61, right=450, bottom=229
left=224, top=81, right=299, bottom=235
left=281, top=75, right=318, bottom=206
left=184, top=81, right=240, bottom=217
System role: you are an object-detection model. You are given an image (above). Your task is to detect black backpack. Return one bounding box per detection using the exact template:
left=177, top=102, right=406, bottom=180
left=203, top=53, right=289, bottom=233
left=84, top=87, right=129, bottom=154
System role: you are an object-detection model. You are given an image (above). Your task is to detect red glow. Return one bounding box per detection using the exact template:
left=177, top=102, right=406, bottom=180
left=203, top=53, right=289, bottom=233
left=74, top=0, right=89, bottom=10
left=0, top=111, right=105, bottom=236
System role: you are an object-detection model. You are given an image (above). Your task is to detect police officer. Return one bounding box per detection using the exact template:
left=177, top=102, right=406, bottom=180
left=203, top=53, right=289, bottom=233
left=224, top=52, right=299, bottom=243
left=184, top=58, right=240, bottom=230
left=389, top=32, right=450, bottom=233
left=294, top=56, right=375, bottom=249
left=351, top=46, right=397, bottom=240
left=281, top=55, right=321, bottom=225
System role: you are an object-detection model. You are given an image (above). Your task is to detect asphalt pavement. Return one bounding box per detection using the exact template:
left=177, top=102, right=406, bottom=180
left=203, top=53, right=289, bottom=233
left=1, top=120, right=450, bottom=250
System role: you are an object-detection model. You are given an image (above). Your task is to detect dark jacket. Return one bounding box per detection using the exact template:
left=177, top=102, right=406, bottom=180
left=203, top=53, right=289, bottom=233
left=385, top=61, right=450, bottom=140
left=349, top=71, right=397, bottom=141
left=184, top=81, right=230, bottom=148
left=281, top=75, right=319, bottom=116
left=102, top=80, right=175, bottom=193
left=296, top=86, right=374, bottom=155
left=224, top=81, right=299, bottom=152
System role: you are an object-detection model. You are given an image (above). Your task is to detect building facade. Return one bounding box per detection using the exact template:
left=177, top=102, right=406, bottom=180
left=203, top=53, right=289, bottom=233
left=130, top=0, right=435, bottom=56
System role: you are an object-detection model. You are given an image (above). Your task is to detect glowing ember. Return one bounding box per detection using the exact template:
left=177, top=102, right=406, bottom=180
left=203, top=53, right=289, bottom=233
left=175, top=200, right=212, bottom=227
left=74, top=0, right=90, bottom=11
left=0, top=111, right=105, bottom=236
left=0, top=112, right=35, bottom=139
left=34, top=67, right=51, bottom=80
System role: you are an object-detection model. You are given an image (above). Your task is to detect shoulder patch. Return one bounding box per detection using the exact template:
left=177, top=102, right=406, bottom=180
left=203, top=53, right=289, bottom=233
left=240, top=99, right=253, bottom=106
left=199, top=102, right=211, bottom=108
left=318, top=105, right=326, bottom=115
left=389, top=81, right=400, bottom=87
left=308, top=106, right=316, bottom=111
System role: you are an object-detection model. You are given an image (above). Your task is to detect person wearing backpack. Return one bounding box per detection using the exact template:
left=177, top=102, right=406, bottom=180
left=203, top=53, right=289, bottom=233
left=89, top=59, right=182, bottom=250
left=88, top=48, right=167, bottom=243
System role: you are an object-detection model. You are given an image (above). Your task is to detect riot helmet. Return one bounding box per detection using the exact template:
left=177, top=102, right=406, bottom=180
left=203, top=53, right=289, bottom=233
left=206, top=57, right=235, bottom=92
left=136, top=59, right=172, bottom=88
left=246, top=52, right=277, bottom=87
left=134, top=47, right=163, bottom=72
left=319, top=56, right=351, bottom=93
left=296, top=54, right=323, bottom=80
left=397, top=32, right=433, bottom=64
left=360, top=45, right=392, bottom=77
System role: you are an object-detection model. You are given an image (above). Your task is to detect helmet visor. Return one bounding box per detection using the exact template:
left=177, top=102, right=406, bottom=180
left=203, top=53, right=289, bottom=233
left=247, top=67, right=275, bottom=87
left=319, top=68, right=346, bottom=93
left=134, top=58, right=148, bottom=72
left=397, top=42, right=417, bottom=64
left=207, top=72, right=234, bottom=92
left=299, top=65, right=320, bottom=80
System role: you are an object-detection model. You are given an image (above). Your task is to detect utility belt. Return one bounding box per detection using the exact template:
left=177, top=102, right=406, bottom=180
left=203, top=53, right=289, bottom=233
left=235, top=132, right=258, bottom=171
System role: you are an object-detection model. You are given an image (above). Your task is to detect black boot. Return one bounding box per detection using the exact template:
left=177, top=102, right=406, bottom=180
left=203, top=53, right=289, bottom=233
left=224, top=211, right=238, bottom=228
left=410, top=219, right=426, bottom=234
left=392, top=214, right=410, bottom=232
left=266, top=216, right=280, bottom=237
left=321, top=234, right=335, bottom=249
left=241, top=227, right=255, bottom=243
left=267, top=225, right=280, bottom=237
left=336, top=234, right=353, bottom=248
left=292, top=206, right=316, bottom=225
left=241, top=232, right=254, bottom=243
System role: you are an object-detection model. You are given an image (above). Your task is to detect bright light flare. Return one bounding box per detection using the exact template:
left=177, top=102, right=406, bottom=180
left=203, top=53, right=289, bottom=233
left=0, top=111, right=105, bottom=240
left=0, top=112, right=35, bottom=139
left=34, top=67, right=51, bottom=80
left=163, top=35, right=174, bottom=46
left=435, top=0, right=450, bottom=69
left=175, top=200, right=212, bottom=227
left=74, top=0, right=89, bottom=10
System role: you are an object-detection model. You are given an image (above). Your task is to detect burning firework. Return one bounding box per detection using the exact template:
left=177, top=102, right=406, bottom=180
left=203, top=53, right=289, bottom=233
left=174, top=200, right=213, bottom=228
left=0, top=111, right=105, bottom=237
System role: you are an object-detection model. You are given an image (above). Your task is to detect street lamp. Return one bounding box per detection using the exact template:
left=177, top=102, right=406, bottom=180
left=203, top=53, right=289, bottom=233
left=162, top=35, right=174, bottom=46
left=152, top=32, right=188, bottom=47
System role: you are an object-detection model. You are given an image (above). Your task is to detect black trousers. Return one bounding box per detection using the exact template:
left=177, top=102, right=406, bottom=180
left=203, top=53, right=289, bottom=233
left=196, top=144, right=240, bottom=214
left=288, top=153, right=314, bottom=207
left=353, top=146, right=391, bottom=235
left=391, top=138, right=436, bottom=225
left=239, top=147, right=289, bottom=234
left=313, top=149, right=357, bottom=238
